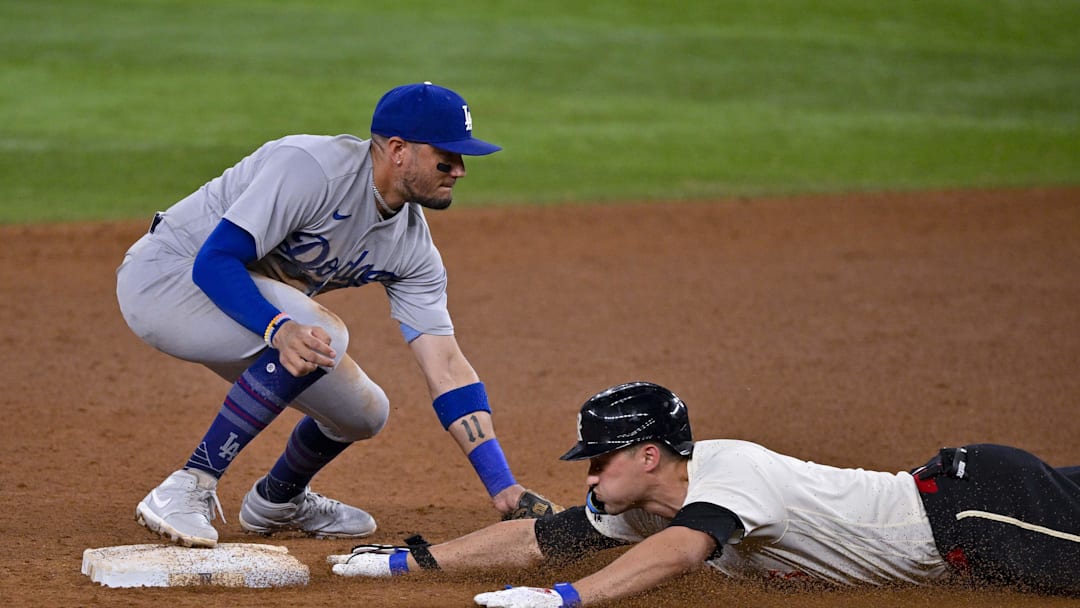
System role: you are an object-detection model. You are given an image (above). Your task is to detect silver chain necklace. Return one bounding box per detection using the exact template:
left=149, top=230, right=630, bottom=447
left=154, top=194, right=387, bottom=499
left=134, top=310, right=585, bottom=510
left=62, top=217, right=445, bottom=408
left=372, top=183, right=395, bottom=218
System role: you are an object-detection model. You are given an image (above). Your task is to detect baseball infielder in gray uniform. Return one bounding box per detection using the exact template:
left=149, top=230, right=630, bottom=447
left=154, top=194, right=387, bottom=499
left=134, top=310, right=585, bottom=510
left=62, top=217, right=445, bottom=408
left=331, top=382, right=1080, bottom=606
left=116, top=82, right=558, bottom=549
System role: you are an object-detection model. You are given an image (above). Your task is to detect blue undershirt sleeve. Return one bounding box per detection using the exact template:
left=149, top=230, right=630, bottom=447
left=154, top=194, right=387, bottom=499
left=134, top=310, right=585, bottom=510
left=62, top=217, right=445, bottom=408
left=398, top=322, right=423, bottom=343
left=192, top=218, right=281, bottom=337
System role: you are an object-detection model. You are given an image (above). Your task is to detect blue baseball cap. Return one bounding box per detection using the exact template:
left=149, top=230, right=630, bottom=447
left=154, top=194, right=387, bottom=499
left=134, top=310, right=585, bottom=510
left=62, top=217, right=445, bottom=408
left=370, top=82, right=501, bottom=156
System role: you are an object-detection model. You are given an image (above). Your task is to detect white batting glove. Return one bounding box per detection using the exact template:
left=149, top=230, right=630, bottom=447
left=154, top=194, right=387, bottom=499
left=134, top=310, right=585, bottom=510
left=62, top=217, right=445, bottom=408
left=474, top=586, right=565, bottom=608
left=327, top=543, right=404, bottom=565
left=331, top=553, right=395, bottom=577
left=328, top=544, right=408, bottom=577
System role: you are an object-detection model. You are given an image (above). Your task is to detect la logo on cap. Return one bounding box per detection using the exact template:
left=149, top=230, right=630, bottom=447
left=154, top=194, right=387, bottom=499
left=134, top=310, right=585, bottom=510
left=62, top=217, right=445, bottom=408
left=370, top=81, right=501, bottom=156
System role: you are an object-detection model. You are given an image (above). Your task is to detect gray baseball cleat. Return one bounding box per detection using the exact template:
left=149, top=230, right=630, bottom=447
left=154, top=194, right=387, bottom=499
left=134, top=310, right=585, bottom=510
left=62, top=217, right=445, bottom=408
left=238, top=479, right=377, bottom=539
left=135, top=469, right=224, bottom=548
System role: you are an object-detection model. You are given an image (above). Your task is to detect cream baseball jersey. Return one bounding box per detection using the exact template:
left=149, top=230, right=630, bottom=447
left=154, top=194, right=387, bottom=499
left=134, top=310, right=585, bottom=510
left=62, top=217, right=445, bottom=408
left=587, top=440, right=950, bottom=586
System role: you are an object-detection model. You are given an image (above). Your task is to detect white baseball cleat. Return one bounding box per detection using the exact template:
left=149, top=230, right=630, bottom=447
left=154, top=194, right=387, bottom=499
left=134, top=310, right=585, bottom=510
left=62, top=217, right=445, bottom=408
left=135, top=469, right=224, bottom=548
left=238, top=479, right=377, bottom=539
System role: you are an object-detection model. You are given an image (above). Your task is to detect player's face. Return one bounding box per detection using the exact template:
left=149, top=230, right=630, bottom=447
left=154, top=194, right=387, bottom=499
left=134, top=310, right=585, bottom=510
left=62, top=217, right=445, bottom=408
left=400, top=143, right=466, bottom=210
left=585, top=447, right=642, bottom=515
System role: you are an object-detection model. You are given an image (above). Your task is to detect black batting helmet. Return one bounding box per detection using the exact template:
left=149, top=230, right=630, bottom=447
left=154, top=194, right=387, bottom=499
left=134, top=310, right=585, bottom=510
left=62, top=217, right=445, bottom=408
left=559, top=382, right=693, bottom=461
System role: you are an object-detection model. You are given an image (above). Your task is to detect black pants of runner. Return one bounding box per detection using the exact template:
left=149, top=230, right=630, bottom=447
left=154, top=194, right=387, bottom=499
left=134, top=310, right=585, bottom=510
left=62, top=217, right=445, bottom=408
left=914, top=444, right=1080, bottom=596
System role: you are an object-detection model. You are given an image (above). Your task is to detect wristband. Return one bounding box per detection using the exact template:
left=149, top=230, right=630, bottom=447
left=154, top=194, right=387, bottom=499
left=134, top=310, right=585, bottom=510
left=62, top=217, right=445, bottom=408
left=388, top=551, right=410, bottom=575
left=404, top=534, right=440, bottom=570
left=263, top=312, right=292, bottom=347
left=432, top=382, right=491, bottom=430
left=467, top=438, right=517, bottom=497
left=554, top=582, right=582, bottom=608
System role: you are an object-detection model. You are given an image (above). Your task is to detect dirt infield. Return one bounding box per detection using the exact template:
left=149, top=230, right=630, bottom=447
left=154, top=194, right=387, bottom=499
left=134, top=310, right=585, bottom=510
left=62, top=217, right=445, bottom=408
left=3, top=187, right=1079, bottom=607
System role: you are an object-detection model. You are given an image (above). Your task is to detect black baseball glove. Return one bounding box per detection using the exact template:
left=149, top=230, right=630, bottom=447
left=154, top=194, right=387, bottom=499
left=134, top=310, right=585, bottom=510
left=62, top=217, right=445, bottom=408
left=504, top=489, right=564, bottom=520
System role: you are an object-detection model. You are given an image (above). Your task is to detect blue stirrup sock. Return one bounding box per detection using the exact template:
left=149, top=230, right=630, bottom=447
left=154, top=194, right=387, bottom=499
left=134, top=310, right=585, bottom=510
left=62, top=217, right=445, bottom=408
left=259, top=415, right=352, bottom=503
left=185, top=348, right=326, bottom=478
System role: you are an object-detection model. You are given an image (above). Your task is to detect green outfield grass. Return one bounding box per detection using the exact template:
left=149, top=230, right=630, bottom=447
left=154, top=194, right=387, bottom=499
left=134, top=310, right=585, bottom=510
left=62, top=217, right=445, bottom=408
left=2, top=0, right=1078, bottom=223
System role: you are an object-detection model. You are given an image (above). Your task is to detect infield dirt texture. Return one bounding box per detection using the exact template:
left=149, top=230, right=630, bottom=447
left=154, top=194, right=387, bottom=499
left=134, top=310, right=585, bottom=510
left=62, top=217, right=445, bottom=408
left=2, top=186, right=1079, bottom=607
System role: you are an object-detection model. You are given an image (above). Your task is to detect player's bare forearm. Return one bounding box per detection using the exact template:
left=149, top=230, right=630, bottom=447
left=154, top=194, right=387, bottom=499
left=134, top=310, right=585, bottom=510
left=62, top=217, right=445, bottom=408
left=409, top=334, right=491, bottom=470
left=447, top=410, right=526, bottom=513
left=573, top=526, right=715, bottom=605
left=408, top=333, right=480, bottom=397
left=409, top=333, right=526, bottom=514
left=405, top=519, right=543, bottom=572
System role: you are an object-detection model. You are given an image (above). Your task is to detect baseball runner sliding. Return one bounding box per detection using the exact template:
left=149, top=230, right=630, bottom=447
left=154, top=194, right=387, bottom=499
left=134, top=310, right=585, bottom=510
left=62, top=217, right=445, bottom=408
left=330, top=382, right=1080, bottom=606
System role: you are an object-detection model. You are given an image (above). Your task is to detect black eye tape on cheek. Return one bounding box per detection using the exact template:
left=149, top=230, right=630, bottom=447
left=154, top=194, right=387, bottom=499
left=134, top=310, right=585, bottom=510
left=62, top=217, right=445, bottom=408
left=436, top=162, right=452, bottom=173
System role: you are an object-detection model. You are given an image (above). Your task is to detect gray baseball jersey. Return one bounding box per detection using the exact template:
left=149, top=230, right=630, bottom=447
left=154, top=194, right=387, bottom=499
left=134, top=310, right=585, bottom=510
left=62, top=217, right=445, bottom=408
left=587, top=440, right=949, bottom=587
left=144, top=134, right=451, bottom=334
left=116, top=134, right=452, bottom=441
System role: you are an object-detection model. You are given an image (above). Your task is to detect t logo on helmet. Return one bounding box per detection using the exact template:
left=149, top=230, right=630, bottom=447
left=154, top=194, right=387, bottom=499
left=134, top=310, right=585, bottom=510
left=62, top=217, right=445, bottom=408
left=576, top=412, right=583, bottom=442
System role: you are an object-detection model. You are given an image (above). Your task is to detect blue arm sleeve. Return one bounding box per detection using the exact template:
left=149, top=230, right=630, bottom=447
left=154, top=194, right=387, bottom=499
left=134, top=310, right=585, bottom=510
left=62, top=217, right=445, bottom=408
left=192, top=218, right=282, bottom=337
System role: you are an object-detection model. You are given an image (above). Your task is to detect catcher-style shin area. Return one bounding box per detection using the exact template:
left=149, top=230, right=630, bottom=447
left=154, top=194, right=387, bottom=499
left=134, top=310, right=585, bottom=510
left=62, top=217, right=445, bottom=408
left=81, top=543, right=309, bottom=588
